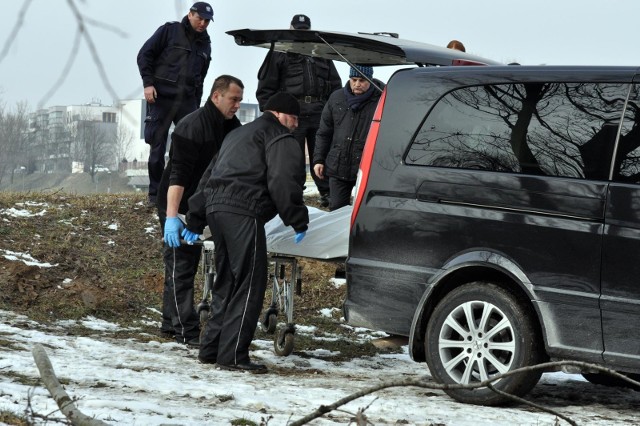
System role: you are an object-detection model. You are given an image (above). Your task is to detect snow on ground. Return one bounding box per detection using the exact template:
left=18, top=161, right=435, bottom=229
left=1, top=310, right=640, bottom=426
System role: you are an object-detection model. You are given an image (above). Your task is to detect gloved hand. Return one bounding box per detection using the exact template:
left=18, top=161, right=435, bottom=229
left=294, top=231, right=306, bottom=244
left=164, top=217, right=184, bottom=248
left=181, top=228, right=201, bottom=244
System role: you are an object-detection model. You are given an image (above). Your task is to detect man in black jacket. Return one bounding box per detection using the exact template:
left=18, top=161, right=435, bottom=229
left=256, top=14, right=342, bottom=208
left=137, top=2, right=213, bottom=206
left=314, top=65, right=384, bottom=210
left=157, top=75, right=243, bottom=345
left=185, top=92, right=309, bottom=373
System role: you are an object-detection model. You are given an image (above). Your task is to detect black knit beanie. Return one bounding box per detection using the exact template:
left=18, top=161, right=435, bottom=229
left=264, top=92, right=300, bottom=116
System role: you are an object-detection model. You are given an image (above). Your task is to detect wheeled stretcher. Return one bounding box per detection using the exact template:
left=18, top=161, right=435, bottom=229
left=192, top=206, right=351, bottom=356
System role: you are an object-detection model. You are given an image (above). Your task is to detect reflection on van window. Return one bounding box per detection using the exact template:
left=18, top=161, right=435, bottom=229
left=614, top=84, right=640, bottom=183
left=407, top=83, right=628, bottom=180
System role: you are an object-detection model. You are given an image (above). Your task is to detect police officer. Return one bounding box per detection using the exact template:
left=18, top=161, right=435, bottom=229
left=256, top=14, right=342, bottom=208
left=137, top=2, right=213, bottom=207
left=156, top=75, right=243, bottom=346
left=185, top=92, right=309, bottom=372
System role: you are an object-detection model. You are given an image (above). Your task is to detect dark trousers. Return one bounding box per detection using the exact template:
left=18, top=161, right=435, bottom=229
left=144, top=95, right=197, bottom=200
left=199, top=211, right=269, bottom=365
left=329, top=177, right=356, bottom=211
left=158, top=210, right=201, bottom=342
left=293, top=114, right=329, bottom=197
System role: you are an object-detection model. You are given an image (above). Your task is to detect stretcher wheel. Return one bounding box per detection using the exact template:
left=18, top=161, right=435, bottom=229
left=199, top=308, right=209, bottom=325
left=261, top=310, right=277, bottom=334
left=274, top=328, right=294, bottom=356
left=265, top=313, right=277, bottom=334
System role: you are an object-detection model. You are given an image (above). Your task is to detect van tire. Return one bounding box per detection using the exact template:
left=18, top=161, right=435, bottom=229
left=425, top=282, right=542, bottom=405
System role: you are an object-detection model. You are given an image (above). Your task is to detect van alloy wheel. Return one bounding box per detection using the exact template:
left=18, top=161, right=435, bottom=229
left=425, top=282, right=542, bottom=406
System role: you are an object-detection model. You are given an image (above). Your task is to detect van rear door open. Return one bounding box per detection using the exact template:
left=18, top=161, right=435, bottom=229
left=226, top=29, right=501, bottom=67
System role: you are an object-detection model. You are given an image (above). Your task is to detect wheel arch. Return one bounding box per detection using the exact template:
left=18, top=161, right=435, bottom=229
left=408, top=251, right=545, bottom=363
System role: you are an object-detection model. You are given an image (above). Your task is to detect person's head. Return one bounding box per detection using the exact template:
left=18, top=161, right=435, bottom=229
left=446, top=40, right=466, bottom=52
left=348, top=65, right=373, bottom=96
left=210, top=75, right=244, bottom=119
left=188, top=2, right=213, bottom=32
left=264, top=92, right=300, bottom=132
left=290, top=14, right=311, bottom=30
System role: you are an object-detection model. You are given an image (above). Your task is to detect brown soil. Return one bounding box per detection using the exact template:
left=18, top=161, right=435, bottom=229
left=0, top=190, right=393, bottom=359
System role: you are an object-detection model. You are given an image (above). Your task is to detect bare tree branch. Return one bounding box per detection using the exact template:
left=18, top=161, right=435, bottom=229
left=32, top=344, right=108, bottom=426
left=290, top=360, right=640, bottom=426
left=486, top=383, right=576, bottom=426
left=39, top=30, right=82, bottom=109
left=0, top=0, right=33, bottom=65
left=59, top=0, right=120, bottom=108
left=82, top=17, right=129, bottom=38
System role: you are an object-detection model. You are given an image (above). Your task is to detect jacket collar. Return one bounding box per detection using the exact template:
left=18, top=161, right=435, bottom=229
left=204, top=97, right=224, bottom=123
left=181, top=15, right=210, bottom=42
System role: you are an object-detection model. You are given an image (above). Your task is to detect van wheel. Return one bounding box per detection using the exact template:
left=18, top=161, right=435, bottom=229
left=425, top=282, right=542, bottom=406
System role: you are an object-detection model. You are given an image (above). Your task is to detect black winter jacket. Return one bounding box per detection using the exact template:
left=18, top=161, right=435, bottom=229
left=256, top=51, right=342, bottom=116
left=187, top=112, right=309, bottom=234
left=157, top=98, right=242, bottom=215
left=137, top=16, right=211, bottom=104
left=314, top=79, right=384, bottom=181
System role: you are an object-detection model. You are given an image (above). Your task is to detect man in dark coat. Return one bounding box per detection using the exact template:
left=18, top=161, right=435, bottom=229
left=314, top=65, right=384, bottom=210
left=157, top=75, right=243, bottom=345
left=137, top=2, right=213, bottom=206
left=256, top=14, right=342, bottom=208
left=185, top=92, right=309, bottom=373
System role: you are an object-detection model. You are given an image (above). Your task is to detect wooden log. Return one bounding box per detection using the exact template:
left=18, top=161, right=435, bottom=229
left=32, top=344, right=107, bottom=426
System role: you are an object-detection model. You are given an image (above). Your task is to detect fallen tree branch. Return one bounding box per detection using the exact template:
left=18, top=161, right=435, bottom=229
left=32, top=344, right=107, bottom=426
left=290, top=360, right=639, bottom=426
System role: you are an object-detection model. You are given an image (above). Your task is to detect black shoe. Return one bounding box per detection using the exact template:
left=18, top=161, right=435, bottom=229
left=147, top=195, right=157, bottom=210
left=320, top=194, right=330, bottom=208
left=217, top=362, right=267, bottom=374
left=335, top=264, right=346, bottom=279
left=178, top=337, right=200, bottom=347
left=159, top=328, right=175, bottom=339
left=197, top=356, right=216, bottom=365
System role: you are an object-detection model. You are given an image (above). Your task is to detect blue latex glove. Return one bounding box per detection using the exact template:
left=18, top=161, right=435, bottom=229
left=164, top=217, right=184, bottom=248
left=294, top=231, right=306, bottom=244
left=181, top=228, right=200, bottom=244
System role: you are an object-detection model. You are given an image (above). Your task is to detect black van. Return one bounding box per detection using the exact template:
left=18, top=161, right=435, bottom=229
left=228, top=29, right=640, bottom=405
left=347, top=65, right=640, bottom=404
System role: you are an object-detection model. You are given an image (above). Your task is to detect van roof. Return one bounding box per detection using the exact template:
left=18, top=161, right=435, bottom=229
left=226, top=29, right=503, bottom=67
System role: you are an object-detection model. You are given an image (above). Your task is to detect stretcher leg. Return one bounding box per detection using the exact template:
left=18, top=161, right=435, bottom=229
left=261, top=255, right=301, bottom=356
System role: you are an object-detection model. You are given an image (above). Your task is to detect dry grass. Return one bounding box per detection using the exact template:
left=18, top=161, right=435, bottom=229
left=0, top=191, right=393, bottom=360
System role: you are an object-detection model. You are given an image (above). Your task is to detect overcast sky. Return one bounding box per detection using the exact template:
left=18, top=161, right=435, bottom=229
left=2, top=0, right=640, bottom=110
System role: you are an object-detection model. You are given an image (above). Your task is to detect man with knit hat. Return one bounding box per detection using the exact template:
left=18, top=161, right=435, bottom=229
left=256, top=14, right=342, bottom=208
left=184, top=92, right=309, bottom=373
left=314, top=65, right=384, bottom=210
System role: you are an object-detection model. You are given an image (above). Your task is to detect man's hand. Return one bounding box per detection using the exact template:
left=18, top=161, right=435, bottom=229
left=144, top=86, right=157, bottom=104
left=313, top=164, right=325, bottom=179
left=164, top=217, right=184, bottom=248
left=181, top=228, right=201, bottom=244
left=294, top=231, right=306, bottom=244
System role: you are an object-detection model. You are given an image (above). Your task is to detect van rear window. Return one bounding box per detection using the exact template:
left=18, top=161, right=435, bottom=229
left=406, top=82, right=629, bottom=180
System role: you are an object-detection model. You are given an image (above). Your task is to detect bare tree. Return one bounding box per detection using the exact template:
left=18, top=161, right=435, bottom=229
left=66, top=107, right=116, bottom=181
left=114, top=122, right=135, bottom=168
left=0, top=100, right=30, bottom=186
left=75, top=122, right=115, bottom=182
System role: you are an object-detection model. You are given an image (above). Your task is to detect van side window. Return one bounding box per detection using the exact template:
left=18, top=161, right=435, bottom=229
left=613, top=84, right=640, bottom=183
left=406, top=82, right=628, bottom=180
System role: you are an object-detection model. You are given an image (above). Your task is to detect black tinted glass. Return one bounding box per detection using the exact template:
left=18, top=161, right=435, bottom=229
left=613, top=84, right=640, bottom=183
left=407, top=82, right=628, bottom=180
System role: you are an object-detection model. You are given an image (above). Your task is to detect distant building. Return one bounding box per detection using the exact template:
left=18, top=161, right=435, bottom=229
left=28, top=101, right=118, bottom=173
left=26, top=100, right=261, bottom=175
